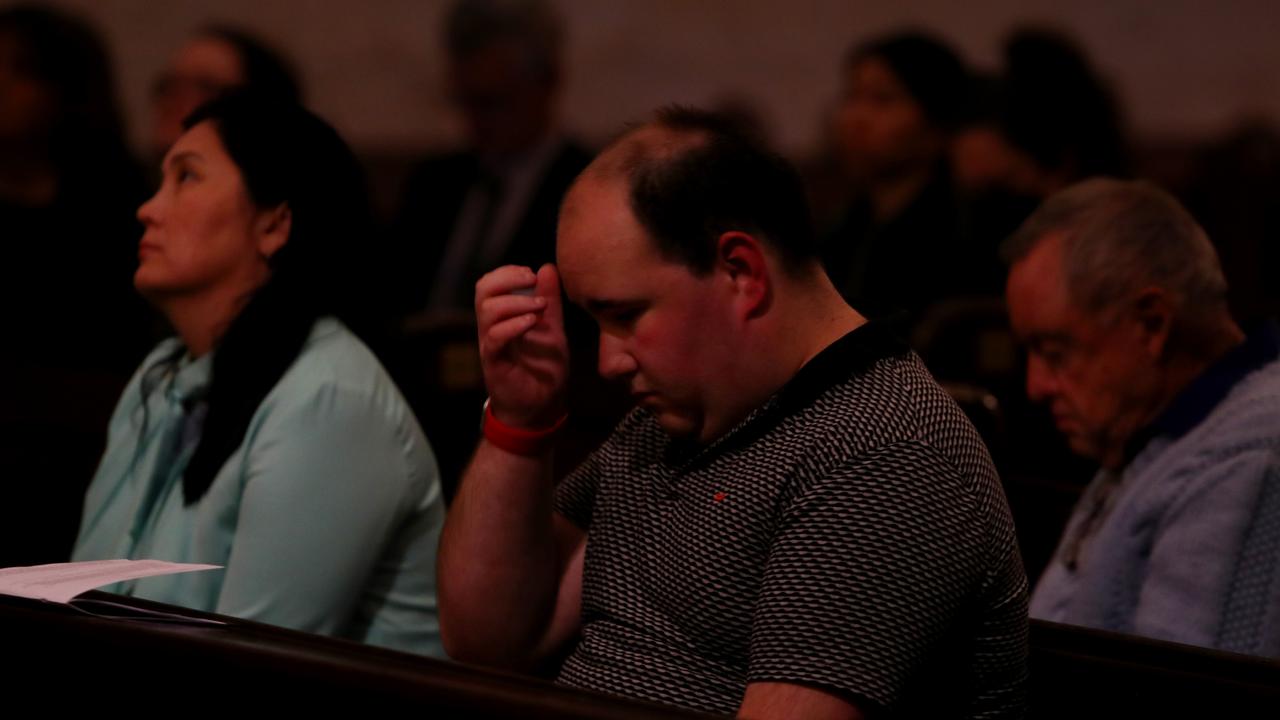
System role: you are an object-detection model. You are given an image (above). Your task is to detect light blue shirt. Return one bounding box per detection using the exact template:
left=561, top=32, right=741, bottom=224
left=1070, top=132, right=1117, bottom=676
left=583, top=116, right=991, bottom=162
left=1031, top=325, right=1280, bottom=656
left=73, top=317, right=445, bottom=657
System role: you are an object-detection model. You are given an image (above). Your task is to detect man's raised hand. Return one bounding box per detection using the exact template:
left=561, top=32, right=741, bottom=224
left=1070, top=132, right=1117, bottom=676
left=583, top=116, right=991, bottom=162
left=474, top=264, right=570, bottom=429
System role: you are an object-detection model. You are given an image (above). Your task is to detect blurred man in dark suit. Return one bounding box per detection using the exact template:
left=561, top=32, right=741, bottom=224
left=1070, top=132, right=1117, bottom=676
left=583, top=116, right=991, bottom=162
left=391, top=0, right=591, bottom=315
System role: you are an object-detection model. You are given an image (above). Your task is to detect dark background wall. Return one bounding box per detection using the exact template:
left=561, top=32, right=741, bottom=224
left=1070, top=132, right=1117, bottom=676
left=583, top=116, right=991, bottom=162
left=32, top=0, right=1280, bottom=157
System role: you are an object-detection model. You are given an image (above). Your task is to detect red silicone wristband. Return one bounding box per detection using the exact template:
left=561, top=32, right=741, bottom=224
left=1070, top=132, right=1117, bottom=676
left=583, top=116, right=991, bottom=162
left=482, top=399, right=567, bottom=456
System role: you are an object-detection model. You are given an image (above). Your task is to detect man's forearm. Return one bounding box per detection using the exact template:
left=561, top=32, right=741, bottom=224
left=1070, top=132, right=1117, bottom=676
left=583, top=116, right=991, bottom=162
left=437, top=439, right=563, bottom=666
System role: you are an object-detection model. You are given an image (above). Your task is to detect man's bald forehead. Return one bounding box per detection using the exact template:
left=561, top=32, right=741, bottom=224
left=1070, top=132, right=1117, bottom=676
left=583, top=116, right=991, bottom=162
left=582, top=122, right=710, bottom=184
left=560, top=123, right=702, bottom=222
left=560, top=107, right=820, bottom=274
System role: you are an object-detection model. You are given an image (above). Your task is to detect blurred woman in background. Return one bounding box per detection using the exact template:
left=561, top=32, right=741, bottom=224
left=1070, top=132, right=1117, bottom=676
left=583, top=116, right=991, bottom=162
left=0, top=4, right=152, bottom=567
left=821, top=31, right=976, bottom=327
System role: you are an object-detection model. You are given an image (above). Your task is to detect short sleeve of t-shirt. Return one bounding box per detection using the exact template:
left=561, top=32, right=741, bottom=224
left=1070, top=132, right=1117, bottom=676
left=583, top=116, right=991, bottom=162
left=748, top=439, right=989, bottom=710
left=554, top=409, right=657, bottom=530
left=554, top=435, right=613, bottom=531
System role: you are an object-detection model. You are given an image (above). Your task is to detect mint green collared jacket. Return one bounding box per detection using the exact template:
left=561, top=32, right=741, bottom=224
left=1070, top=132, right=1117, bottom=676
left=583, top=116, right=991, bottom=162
left=73, top=317, right=445, bottom=657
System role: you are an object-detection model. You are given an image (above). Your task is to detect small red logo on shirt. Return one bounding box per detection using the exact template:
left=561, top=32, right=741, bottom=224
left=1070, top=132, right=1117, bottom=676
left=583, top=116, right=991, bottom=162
left=713, top=491, right=728, bottom=503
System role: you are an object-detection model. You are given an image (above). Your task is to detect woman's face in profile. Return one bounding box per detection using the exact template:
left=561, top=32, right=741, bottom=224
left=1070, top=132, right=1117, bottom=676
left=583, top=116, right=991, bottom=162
left=135, top=121, right=284, bottom=305
left=835, top=56, right=941, bottom=180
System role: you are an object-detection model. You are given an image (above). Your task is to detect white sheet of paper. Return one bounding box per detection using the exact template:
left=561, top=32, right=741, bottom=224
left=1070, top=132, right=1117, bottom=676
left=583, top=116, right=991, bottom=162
left=0, top=559, right=221, bottom=603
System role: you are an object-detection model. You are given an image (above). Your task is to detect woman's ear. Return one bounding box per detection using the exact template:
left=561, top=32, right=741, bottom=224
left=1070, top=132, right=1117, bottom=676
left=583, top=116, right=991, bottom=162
left=256, top=203, right=292, bottom=261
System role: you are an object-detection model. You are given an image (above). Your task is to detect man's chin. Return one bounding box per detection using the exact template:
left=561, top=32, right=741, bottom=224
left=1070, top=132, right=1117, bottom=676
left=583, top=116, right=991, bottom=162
left=1062, top=432, right=1106, bottom=463
left=1064, top=435, right=1089, bottom=455
left=650, top=409, right=699, bottom=440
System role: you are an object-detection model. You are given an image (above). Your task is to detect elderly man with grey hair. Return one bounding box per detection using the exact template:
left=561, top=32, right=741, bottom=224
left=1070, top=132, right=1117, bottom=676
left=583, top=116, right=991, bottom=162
left=1004, top=177, right=1280, bottom=656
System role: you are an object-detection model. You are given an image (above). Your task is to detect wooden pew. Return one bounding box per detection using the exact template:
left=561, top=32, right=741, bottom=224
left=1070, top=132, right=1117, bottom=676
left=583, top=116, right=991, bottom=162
left=1030, top=619, right=1280, bottom=718
left=1, top=591, right=718, bottom=718
left=6, top=590, right=1277, bottom=717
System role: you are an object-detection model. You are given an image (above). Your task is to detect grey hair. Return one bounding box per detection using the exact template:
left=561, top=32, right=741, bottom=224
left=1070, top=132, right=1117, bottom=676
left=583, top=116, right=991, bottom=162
left=1001, top=178, right=1228, bottom=321
left=444, top=0, right=562, bottom=82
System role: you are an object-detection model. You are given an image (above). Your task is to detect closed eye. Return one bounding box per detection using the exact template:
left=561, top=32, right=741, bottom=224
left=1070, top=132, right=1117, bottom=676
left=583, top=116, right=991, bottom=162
left=1029, top=341, right=1068, bottom=370
left=608, top=307, right=641, bottom=325
left=592, top=306, right=645, bottom=335
left=585, top=298, right=646, bottom=332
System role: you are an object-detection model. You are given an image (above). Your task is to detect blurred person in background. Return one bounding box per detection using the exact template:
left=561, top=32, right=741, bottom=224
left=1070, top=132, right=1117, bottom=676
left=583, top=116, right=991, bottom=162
left=821, top=30, right=979, bottom=328
left=952, top=28, right=1129, bottom=204
left=150, top=25, right=300, bottom=159
left=390, top=0, right=590, bottom=316
left=388, top=0, right=614, bottom=499
left=0, top=4, right=151, bottom=566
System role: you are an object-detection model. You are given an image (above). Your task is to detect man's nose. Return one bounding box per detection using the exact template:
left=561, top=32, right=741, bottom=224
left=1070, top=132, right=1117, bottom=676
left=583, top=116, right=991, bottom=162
left=1025, top=355, right=1057, bottom=403
left=597, top=332, right=637, bottom=380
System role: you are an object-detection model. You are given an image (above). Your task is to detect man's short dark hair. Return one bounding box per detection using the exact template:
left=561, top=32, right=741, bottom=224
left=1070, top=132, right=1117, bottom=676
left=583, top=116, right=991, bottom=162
left=605, top=106, right=818, bottom=276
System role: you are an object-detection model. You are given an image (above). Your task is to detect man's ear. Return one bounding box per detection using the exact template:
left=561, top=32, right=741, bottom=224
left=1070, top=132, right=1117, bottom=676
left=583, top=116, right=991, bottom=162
left=1130, top=286, right=1174, bottom=360
left=715, top=231, right=771, bottom=319
left=256, top=203, right=292, bottom=261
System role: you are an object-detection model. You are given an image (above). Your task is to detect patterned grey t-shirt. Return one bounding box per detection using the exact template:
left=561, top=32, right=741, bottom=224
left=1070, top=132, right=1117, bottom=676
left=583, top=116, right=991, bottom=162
left=553, top=323, right=1028, bottom=717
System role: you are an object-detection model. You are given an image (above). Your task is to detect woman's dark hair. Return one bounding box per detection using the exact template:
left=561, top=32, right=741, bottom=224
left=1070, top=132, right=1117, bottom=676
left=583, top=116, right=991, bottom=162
left=163, top=91, right=371, bottom=504
left=197, top=25, right=302, bottom=104
left=847, top=30, right=970, bottom=133
left=1000, top=27, right=1129, bottom=179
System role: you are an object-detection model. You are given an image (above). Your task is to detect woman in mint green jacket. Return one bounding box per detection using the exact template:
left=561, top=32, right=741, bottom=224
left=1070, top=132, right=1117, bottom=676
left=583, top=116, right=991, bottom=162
left=73, top=92, right=445, bottom=657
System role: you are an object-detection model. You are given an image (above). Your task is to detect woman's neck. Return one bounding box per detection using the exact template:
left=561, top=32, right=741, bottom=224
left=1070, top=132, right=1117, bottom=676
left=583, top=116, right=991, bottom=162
left=159, top=289, right=254, bottom=358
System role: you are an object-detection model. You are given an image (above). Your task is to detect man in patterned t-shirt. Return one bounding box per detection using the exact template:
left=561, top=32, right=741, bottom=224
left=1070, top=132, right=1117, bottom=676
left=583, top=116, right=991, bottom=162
left=438, top=107, right=1028, bottom=718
